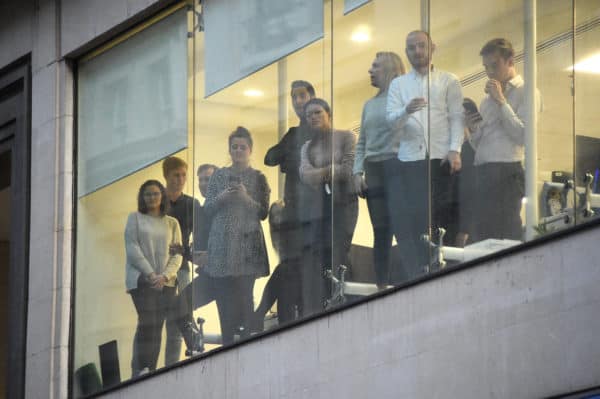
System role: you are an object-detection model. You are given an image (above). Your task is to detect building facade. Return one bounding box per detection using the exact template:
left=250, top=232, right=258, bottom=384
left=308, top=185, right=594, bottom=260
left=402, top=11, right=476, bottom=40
left=0, top=0, right=600, bottom=398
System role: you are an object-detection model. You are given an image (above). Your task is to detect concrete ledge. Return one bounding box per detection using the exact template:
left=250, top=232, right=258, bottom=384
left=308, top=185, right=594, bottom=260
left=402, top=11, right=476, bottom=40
left=97, top=225, right=600, bottom=399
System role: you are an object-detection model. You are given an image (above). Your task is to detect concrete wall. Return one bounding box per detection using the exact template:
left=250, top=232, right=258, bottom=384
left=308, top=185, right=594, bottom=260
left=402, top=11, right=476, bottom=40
left=100, top=226, right=600, bottom=399
left=0, top=1, right=34, bottom=69
left=60, top=0, right=173, bottom=57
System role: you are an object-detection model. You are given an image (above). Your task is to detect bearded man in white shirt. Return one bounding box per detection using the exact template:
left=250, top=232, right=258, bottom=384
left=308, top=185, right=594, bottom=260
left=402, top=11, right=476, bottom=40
left=466, top=38, right=535, bottom=242
left=386, top=30, right=464, bottom=281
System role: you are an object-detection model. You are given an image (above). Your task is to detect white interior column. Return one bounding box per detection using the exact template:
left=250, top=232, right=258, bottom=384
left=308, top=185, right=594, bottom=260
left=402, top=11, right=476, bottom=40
left=420, top=0, right=429, bottom=32
left=277, top=59, right=288, bottom=199
left=524, top=0, right=539, bottom=241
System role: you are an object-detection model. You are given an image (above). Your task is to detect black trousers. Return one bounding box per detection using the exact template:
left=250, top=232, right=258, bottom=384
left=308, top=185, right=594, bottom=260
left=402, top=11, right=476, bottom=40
left=388, top=159, right=456, bottom=283
left=364, top=158, right=398, bottom=287
left=300, top=190, right=357, bottom=316
left=254, top=260, right=302, bottom=324
left=129, top=282, right=176, bottom=375
left=176, top=268, right=216, bottom=328
left=474, top=162, right=524, bottom=241
left=211, top=275, right=256, bottom=345
left=176, top=270, right=256, bottom=346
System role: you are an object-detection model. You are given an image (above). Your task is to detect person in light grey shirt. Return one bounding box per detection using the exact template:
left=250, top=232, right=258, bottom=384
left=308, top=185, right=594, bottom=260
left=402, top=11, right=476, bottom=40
left=353, top=51, right=405, bottom=288
left=466, top=38, right=541, bottom=241
left=124, top=179, right=182, bottom=377
left=385, top=31, right=464, bottom=280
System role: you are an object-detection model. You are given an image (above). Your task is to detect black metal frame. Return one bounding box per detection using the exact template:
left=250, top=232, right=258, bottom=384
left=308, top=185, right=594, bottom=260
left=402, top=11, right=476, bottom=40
left=0, top=55, right=31, bottom=399
left=547, top=386, right=600, bottom=399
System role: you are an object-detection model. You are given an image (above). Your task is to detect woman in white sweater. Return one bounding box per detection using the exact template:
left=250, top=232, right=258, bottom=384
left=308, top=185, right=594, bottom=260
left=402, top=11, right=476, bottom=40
left=124, top=179, right=182, bottom=377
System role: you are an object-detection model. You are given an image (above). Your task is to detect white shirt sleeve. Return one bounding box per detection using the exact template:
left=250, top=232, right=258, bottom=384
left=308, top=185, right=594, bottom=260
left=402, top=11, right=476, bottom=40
left=446, top=75, right=465, bottom=152
left=386, top=78, right=410, bottom=130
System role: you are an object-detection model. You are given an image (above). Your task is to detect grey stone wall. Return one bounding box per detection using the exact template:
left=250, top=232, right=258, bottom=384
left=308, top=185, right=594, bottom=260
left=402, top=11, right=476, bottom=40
left=100, top=226, right=600, bottom=399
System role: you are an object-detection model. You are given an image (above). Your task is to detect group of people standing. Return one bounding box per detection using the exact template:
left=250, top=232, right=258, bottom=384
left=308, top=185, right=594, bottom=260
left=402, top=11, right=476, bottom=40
left=124, top=157, right=217, bottom=376
left=355, top=32, right=532, bottom=285
left=122, top=30, right=533, bottom=377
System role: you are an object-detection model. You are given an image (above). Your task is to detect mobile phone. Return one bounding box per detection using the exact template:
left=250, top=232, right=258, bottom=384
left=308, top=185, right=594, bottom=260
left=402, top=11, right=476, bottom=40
left=463, top=98, right=482, bottom=123
left=462, top=98, right=479, bottom=114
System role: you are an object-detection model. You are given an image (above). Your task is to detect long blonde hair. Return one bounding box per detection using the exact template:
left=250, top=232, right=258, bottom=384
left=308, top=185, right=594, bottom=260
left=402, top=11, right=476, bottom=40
left=375, top=51, right=406, bottom=93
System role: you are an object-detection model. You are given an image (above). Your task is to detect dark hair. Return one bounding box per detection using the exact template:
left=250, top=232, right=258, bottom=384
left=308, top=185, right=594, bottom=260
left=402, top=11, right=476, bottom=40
left=228, top=126, right=253, bottom=150
left=137, top=180, right=168, bottom=215
left=303, top=97, right=331, bottom=118
left=480, top=38, right=515, bottom=60
left=197, top=163, right=218, bottom=175
left=291, top=80, right=316, bottom=98
left=162, top=156, right=187, bottom=178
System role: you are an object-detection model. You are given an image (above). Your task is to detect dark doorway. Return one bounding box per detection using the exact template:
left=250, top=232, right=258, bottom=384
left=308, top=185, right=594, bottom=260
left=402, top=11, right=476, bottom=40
left=0, top=145, right=11, bottom=398
left=0, top=57, right=30, bottom=399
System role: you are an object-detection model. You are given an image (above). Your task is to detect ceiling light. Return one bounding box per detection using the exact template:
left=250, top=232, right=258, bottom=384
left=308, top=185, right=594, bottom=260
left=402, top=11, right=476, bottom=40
left=243, top=89, right=263, bottom=97
left=351, top=26, right=370, bottom=43
left=567, top=52, right=600, bottom=74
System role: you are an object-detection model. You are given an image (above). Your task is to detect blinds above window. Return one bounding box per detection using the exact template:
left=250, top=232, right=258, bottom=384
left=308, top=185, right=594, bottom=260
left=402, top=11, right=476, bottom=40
left=203, top=0, right=324, bottom=97
left=344, top=0, right=371, bottom=14
left=77, top=8, right=188, bottom=197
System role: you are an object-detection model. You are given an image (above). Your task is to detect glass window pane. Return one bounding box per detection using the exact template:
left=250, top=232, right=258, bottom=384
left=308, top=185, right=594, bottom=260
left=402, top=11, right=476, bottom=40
left=188, top=1, right=332, bottom=351
left=73, top=7, right=192, bottom=393
left=332, top=0, right=425, bottom=295
left=428, top=0, right=527, bottom=268
left=203, top=0, right=324, bottom=96
left=536, top=1, right=575, bottom=236
left=71, top=1, right=599, bottom=394
left=77, top=8, right=188, bottom=197
left=574, top=0, right=600, bottom=226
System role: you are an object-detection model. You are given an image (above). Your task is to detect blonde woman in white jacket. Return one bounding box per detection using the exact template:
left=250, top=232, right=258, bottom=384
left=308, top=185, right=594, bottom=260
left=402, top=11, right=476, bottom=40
left=124, top=179, right=182, bottom=377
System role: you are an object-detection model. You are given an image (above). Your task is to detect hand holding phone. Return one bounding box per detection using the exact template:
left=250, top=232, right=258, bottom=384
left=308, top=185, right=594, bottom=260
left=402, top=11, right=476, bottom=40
left=228, top=175, right=241, bottom=186
left=463, top=98, right=480, bottom=113
left=463, top=98, right=482, bottom=126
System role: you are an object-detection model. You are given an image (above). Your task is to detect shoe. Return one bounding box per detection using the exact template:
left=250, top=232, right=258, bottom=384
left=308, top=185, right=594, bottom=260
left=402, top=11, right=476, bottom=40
left=249, top=312, right=265, bottom=334
left=134, top=367, right=150, bottom=377
left=182, top=321, right=204, bottom=356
